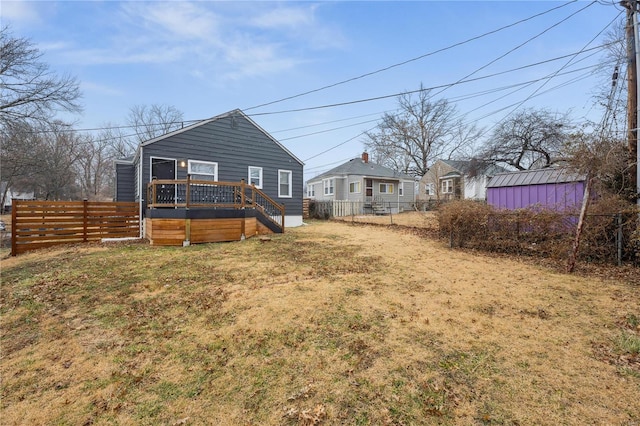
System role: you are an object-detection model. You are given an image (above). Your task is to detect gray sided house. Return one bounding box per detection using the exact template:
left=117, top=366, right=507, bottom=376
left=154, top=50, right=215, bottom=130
left=306, top=153, right=415, bottom=213
left=487, top=167, right=586, bottom=211
left=114, top=109, right=304, bottom=233
left=418, top=159, right=506, bottom=202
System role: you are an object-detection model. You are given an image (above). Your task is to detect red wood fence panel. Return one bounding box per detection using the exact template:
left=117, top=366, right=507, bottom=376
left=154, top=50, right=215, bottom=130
left=11, top=200, right=139, bottom=256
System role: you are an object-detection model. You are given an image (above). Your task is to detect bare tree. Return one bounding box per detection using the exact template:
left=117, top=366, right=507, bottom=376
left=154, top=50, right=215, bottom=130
left=479, top=108, right=573, bottom=171
left=127, top=104, right=184, bottom=143
left=363, top=85, right=481, bottom=177
left=31, top=121, right=82, bottom=200
left=0, top=120, right=41, bottom=208
left=0, top=26, right=82, bottom=128
left=76, top=133, right=116, bottom=200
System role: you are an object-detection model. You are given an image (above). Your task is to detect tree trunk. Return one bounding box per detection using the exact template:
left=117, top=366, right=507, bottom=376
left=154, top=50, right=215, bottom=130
left=567, top=175, right=593, bottom=273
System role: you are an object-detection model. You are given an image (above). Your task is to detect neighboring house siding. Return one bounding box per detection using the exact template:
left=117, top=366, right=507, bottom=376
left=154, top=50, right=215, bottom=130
left=487, top=182, right=585, bottom=210
left=464, top=176, right=487, bottom=200
left=115, top=163, right=136, bottom=202
left=418, top=161, right=458, bottom=201
left=140, top=113, right=303, bottom=216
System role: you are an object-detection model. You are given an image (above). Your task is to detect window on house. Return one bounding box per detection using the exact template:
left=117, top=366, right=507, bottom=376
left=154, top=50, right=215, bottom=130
left=441, top=179, right=453, bottom=194
left=248, top=166, right=263, bottom=188
left=323, top=178, right=334, bottom=195
left=188, top=160, right=218, bottom=181
left=379, top=183, right=394, bottom=194
left=399, top=182, right=404, bottom=196
left=349, top=181, right=361, bottom=193
left=279, top=169, right=292, bottom=198
left=425, top=183, right=435, bottom=195
left=307, top=184, right=315, bottom=197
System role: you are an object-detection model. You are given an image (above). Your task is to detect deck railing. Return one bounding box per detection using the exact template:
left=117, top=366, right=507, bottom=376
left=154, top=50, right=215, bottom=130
left=146, top=177, right=285, bottom=231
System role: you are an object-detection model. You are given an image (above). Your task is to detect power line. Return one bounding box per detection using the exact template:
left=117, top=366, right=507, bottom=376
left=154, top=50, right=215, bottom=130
left=478, top=8, right=624, bottom=139
left=242, top=0, right=581, bottom=112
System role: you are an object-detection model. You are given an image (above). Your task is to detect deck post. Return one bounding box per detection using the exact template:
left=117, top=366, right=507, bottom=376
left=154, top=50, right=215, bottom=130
left=240, top=179, right=246, bottom=209
left=186, top=174, right=191, bottom=209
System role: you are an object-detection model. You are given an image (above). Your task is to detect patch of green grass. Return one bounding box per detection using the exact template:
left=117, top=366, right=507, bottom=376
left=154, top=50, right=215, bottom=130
left=614, top=331, right=640, bottom=355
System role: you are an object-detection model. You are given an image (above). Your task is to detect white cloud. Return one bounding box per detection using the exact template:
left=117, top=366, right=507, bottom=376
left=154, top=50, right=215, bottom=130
left=251, top=6, right=316, bottom=29
left=1, top=1, right=42, bottom=25
left=45, top=1, right=346, bottom=82
left=82, top=81, right=124, bottom=97
left=121, top=2, right=220, bottom=42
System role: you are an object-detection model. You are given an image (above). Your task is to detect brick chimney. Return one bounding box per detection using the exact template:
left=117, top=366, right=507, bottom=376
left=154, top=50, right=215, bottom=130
left=362, top=151, right=369, bottom=163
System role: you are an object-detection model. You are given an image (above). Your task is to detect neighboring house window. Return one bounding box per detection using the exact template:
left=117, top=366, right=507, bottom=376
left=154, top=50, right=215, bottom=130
left=349, top=181, right=361, bottom=193
left=441, top=179, right=453, bottom=194
left=323, top=178, right=334, bottom=195
left=307, top=185, right=315, bottom=197
left=189, top=160, right=218, bottom=181
left=279, top=169, right=292, bottom=198
left=379, top=183, right=394, bottom=194
left=399, top=182, right=404, bottom=196
left=425, top=183, right=435, bottom=195
left=248, top=166, right=263, bottom=188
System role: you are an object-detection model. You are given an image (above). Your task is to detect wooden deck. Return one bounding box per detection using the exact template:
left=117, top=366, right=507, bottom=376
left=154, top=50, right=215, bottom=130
left=144, top=209, right=272, bottom=246
left=145, top=179, right=284, bottom=246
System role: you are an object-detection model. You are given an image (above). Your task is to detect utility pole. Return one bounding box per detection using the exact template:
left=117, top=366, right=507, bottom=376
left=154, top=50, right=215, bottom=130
left=625, top=0, right=639, bottom=204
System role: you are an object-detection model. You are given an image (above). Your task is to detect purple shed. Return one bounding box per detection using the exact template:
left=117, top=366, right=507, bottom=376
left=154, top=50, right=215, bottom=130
left=486, top=168, right=586, bottom=211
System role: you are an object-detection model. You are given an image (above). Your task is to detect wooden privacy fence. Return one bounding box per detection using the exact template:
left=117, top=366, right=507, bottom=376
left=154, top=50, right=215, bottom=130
left=11, top=200, right=140, bottom=256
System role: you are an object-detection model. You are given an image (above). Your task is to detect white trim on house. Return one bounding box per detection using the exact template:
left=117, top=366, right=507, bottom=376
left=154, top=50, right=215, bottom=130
left=150, top=156, right=177, bottom=181
left=188, top=159, right=218, bottom=181
left=323, top=178, right=335, bottom=196
left=248, top=166, right=263, bottom=188
left=278, top=169, right=292, bottom=198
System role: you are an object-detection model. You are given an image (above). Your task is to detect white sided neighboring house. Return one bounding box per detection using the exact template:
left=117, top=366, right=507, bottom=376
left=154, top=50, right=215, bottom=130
left=306, top=152, right=415, bottom=214
left=1, top=182, right=35, bottom=213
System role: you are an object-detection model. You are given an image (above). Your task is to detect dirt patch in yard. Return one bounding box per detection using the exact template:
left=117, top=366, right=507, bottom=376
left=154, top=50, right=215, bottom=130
left=1, top=220, right=639, bottom=425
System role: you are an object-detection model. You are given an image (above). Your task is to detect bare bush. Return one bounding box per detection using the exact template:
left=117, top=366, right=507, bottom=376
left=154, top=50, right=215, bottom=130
left=438, top=200, right=638, bottom=264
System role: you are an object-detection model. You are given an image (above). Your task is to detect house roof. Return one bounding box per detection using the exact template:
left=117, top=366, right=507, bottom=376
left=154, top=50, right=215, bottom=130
left=486, top=167, right=586, bottom=188
left=307, top=157, right=413, bottom=182
left=125, top=109, right=304, bottom=166
left=439, top=159, right=507, bottom=177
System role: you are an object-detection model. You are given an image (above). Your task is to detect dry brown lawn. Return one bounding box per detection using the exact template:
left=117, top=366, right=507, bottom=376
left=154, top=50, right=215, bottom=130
left=1, top=219, right=639, bottom=425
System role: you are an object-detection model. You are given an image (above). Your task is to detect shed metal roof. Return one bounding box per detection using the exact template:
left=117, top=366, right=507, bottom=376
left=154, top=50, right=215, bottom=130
left=486, top=168, right=585, bottom=188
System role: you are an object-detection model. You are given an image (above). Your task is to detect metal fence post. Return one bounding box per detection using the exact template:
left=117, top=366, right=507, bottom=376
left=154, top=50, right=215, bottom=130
left=616, top=213, right=623, bottom=266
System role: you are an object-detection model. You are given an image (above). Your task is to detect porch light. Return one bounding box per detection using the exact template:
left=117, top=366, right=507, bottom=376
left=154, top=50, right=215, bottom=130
left=178, top=159, right=188, bottom=168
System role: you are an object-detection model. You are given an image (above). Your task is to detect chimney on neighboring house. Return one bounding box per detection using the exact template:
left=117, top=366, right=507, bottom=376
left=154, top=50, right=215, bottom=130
left=362, top=151, right=369, bottom=163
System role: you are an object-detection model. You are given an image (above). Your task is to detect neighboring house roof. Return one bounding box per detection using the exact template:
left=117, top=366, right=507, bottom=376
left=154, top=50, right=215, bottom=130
left=114, top=156, right=135, bottom=165
left=121, top=109, right=304, bottom=166
left=308, top=156, right=413, bottom=182
left=439, top=159, right=507, bottom=177
left=487, top=167, right=586, bottom=188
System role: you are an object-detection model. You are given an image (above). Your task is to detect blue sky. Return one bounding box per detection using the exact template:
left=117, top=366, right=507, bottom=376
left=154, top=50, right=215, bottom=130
left=2, top=1, right=625, bottom=181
